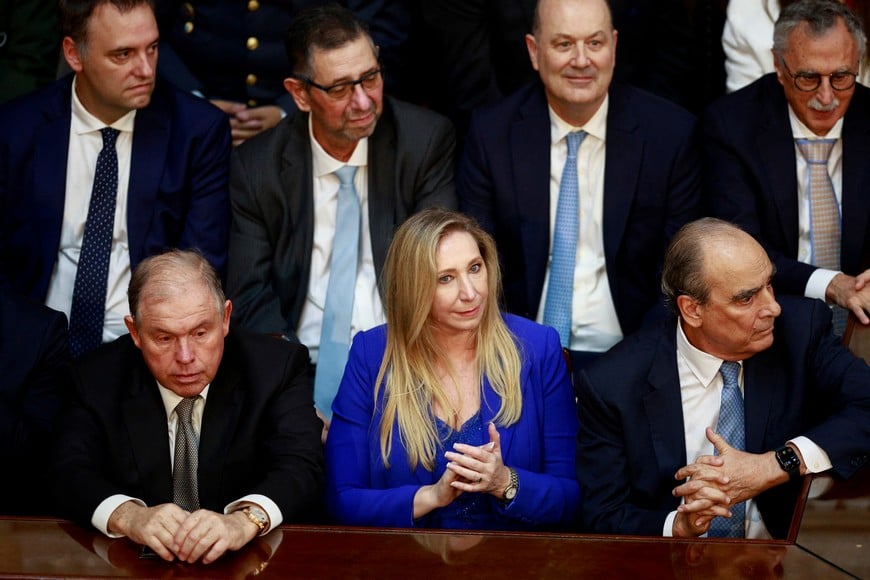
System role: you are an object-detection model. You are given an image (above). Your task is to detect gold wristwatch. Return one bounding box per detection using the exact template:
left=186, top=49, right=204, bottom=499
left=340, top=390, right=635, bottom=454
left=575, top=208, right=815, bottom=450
left=240, top=505, right=269, bottom=534
left=502, top=467, right=519, bottom=503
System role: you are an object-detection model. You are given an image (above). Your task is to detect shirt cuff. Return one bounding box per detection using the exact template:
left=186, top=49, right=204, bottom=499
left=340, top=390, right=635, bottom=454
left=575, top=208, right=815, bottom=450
left=663, top=510, right=677, bottom=537
left=805, top=268, right=839, bottom=301
left=789, top=436, right=833, bottom=474
left=92, top=494, right=145, bottom=538
left=225, top=494, right=283, bottom=534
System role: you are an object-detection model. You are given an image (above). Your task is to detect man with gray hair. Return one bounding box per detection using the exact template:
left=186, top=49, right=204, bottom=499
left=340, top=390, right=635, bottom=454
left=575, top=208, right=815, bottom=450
left=52, top=249, right=324, bottom=564
left=703, top=0, right=870, bottom=332
left=576, top=217, right=870, bottom=539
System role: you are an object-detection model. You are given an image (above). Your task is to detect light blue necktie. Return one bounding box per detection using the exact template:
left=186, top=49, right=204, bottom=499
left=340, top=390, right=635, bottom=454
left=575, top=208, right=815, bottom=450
left=708, top=361, right=746, bottom=538
left=544, top=131, right=586, bottom=347
left=69, top=127, right=119, bottom=358
left=314, top=165, right=360, bottom=419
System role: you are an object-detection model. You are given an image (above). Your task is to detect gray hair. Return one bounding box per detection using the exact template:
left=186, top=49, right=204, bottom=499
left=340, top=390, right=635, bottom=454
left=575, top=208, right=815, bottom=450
left=773, top=0, right=866, bottom=62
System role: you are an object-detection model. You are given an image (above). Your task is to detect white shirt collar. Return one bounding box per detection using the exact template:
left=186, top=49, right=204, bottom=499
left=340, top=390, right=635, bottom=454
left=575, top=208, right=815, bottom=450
left=549, top=94, right=609, bottom=145
left=308, top=114, right=368, bottom=177
left=676, top=320, right=742, bottom=389
left=70, top=76, right=137, bottom=135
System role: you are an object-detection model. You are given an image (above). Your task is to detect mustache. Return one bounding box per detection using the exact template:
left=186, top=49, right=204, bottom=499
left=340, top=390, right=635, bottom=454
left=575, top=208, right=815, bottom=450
left=808, top=96, right=840, bottom=112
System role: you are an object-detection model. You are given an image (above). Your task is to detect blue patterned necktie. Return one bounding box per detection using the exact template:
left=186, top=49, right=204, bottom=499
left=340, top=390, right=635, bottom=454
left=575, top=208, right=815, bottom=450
left=795, top=139, right=846, bottom=333
left=708, top=360, right=746, bottom=538
left=544, top=131, right=587, bottom=347
left=68, top=127, right=120, bottom=358
left=173, top=396, right=201, bottom=512
left=314, top=165, right=360, bottom=419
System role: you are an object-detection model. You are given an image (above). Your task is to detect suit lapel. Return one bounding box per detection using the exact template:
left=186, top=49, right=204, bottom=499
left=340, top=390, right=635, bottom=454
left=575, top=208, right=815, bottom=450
left=757, top=82, right=801, bottom=256
left=127, top=92, right=170, bottom=267
left=840, top=92, right=870, bottom=273
left=742, top=347, right=780, bottom=454
left=367, top=99, right=398, bottom=279
left=512, top=86, right=553, bottom=313
left=644, top=327, right=688, bottom=473
left=198, top=350, right=245, bottom=508
left=602, top=86, right=642, bottom=274
left=122, top=357, right=173, bottom=502
left=32, top=81, right=74, bottom=296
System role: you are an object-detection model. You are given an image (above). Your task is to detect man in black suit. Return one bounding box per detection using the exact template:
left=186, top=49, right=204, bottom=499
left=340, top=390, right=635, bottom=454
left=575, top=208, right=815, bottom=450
left=704, top=0, right=870, bottom=328
left=53, top=250, right=324, bottom=564
left=227, top=4, right=456, bottom=426
left=0, top=290, right=69, bottom=514
left=576, top=218, right=870, bottom=539
left=458, top=0, right=701, bottom=379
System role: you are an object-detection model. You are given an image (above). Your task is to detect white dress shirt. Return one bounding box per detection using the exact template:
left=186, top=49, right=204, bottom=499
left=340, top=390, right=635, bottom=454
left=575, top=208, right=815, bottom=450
left=45, top=77, right=134, bottom=342
left=91, top=384, right=282, bottom=537
left=537, top=97, right=622, bottom=352
left=788, top=108, right=844, bottom=300
left=662, top=322, right=832, bottom=538
left=296, top=117, right=385, bottom=363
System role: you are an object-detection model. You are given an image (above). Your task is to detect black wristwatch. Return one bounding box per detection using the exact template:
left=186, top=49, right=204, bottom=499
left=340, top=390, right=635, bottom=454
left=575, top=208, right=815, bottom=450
left=775, top=445, right=802, bottom=481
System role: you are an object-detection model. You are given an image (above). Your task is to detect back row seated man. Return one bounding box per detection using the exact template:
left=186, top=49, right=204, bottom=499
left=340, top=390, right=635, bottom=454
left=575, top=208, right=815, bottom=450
left=0, top=0, right=230, bottom=358
left=226, top=4, right=456, bottom=433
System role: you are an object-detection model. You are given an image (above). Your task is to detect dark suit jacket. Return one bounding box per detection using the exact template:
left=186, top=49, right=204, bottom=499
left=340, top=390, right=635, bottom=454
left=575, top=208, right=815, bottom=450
left=326, top=314, right=579, bottom=529
left=703, top=73, right=870, bottom=295
left=458, top=81, right=702, bottom=337
left=227, top=96, right=457, bottom=337
left=52, top=329, right=324, bottom=526
left=576, top=296, right=870, bottom=539
left=0, top=290, right=69, bottom=514
left=0, top=74, right=231, bottom=296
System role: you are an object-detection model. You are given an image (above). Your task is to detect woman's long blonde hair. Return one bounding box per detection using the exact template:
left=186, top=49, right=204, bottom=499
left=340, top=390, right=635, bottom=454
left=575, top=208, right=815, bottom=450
left=375, top=208, right=522, bottom=470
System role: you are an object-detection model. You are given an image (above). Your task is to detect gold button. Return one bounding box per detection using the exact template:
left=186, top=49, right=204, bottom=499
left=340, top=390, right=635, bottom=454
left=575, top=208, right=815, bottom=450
left=183, top=21, right=194, bottom=34
left=248, top=99, right=258, bottom=107
left=246, top=37, right=259, bottom=51
left=182, top=2, right=194, bottom=17
left=246, top=74, right=257, bottom=86
left=247, top=0, right=259, bottom=11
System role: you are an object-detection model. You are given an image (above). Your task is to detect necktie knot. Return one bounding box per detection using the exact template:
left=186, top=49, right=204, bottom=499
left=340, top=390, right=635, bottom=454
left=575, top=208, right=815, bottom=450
left=100, top=127, right=120, bottom=148
left=175, top=396, right=198, bottom=424
left=719, top=360, right=740, bottom=390
left=334, top=165, right=358, bottom=187
left=795, top=138, right=836, bottom=164
left=565, top=131, right=587, bottom=158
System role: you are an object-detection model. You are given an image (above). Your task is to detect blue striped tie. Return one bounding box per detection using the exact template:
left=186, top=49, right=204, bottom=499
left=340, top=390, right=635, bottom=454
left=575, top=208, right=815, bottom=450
left=544, top=131, right=586, bottom=347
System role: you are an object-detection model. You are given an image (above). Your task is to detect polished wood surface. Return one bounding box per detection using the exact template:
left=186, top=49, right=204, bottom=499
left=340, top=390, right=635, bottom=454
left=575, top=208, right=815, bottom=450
left=0, top=518, right=854, bottom=579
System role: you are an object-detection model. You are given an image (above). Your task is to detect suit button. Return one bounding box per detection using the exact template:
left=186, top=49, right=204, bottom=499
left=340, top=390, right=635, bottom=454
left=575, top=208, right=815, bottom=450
left=246, top=74, right=257, bottom=86
left=182, top=2, right=194, bottom=17
left=184, top=21, right=194, bottom=34
left=247, top=0, right=259, bottom=10
left=248, top=99, right=258, bottom=107
left=246, top=37, right=259, bottom=51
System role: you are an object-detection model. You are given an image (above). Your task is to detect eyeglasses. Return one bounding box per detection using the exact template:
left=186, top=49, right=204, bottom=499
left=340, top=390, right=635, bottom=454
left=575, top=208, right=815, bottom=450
left=296, top=68, right=383, bottom=100
left=779, top=57, right=857, bottom=92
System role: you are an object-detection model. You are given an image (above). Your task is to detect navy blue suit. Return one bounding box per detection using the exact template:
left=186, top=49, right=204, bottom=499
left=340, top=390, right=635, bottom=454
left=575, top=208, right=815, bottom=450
left=703, top=73, right=870, bottom=295
left=0, top=289, right=69, bottom=514
left=458, top=81, right=702, bottom=339
left=576, top=296, right=870, bottom=539
left=325, top=314, right=579, bottom=529
left=0, top=74, right=231, bottom=298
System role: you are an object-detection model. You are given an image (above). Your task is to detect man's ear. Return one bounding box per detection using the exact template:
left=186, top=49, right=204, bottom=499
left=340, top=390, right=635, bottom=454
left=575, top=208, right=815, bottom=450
left=284, top=77, right=311, bottom=112
left=124, top=315, right=142, bottom=348
left=63, top=37, right=84, bottom=73
left=525, top=33, right=540, bottom=71
left=677, top=294, right=703, bottom=328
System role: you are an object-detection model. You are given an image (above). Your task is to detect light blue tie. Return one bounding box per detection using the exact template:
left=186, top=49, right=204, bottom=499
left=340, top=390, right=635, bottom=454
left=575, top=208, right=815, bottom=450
left=544, top=131, right=586, bottom=347
left=314, top=165, right=360, bottom=419
left=708, top=361, right=746, bottom=538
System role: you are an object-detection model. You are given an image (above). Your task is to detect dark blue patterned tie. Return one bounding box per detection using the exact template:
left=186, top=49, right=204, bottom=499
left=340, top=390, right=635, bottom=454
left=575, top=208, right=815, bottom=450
left=544, top=131, right=587, bottom=347
left=708, top=361, right=746, bottom=538
left=69, top=127, right=119, bottom=358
